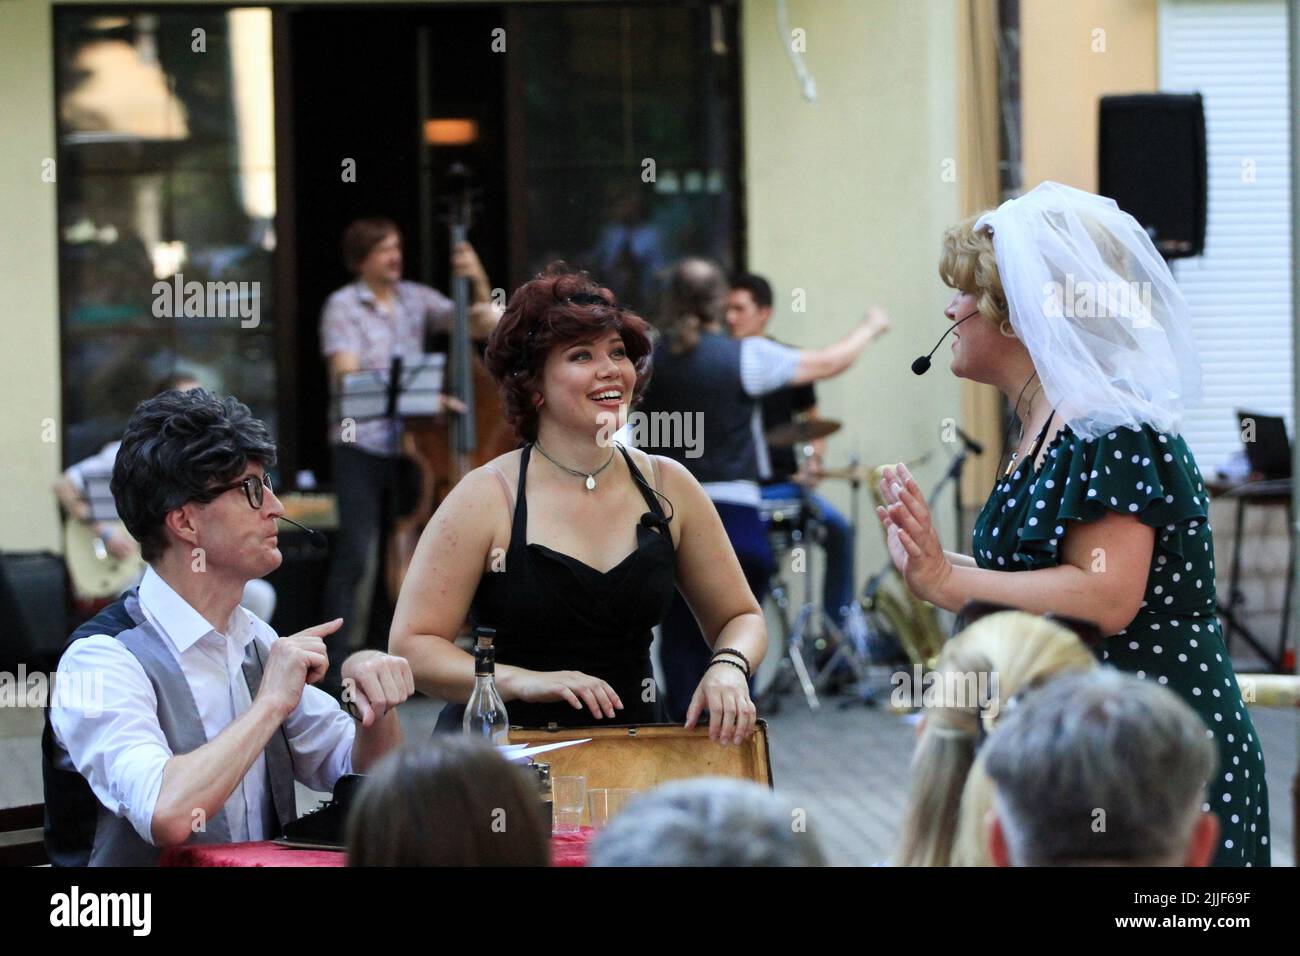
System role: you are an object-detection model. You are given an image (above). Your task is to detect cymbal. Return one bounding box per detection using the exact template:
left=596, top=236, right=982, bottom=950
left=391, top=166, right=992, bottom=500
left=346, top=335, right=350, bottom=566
left=817, top=451, right=933, bottom=483
left=765, top=418, right=842, bottom=447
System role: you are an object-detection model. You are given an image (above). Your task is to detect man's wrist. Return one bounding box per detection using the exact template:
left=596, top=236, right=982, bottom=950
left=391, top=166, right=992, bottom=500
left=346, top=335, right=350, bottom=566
left=341, top=649, right=381, bottom=682
left=252, top=691, right=293, bottom=725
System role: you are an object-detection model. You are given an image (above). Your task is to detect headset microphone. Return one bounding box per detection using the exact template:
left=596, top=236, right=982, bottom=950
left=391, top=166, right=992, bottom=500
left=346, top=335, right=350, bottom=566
left=277, top=516, right=328, bottom=548
left=911, top=312, right=976, bottom=375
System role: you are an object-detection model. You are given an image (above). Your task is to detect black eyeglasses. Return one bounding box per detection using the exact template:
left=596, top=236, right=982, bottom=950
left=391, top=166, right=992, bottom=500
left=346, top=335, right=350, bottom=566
left=953, top=599, right=1104, bottom=650
left=207, top=473, right=274, bottom=510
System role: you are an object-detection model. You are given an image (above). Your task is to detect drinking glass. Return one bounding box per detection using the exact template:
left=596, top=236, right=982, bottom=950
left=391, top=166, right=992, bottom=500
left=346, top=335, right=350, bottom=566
left=552, top=775, right=587, bottom=833
left=587, top=788, right=612, bottom=831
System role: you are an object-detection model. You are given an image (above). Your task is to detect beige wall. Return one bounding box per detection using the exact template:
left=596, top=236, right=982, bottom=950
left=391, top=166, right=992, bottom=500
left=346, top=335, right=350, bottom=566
left=741, top=0, right=963, bottom=573
left=1021, top=0, right=1159, bottom=191
left=0, top=1, right=62, bottom=553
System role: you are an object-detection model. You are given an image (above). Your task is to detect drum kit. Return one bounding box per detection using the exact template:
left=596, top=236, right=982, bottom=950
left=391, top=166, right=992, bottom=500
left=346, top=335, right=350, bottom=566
left=753, top=416, right=949, bottom=713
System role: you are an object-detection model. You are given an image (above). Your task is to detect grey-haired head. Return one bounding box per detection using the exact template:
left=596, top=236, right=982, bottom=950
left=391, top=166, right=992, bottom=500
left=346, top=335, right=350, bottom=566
left=588, top=777, right=825, bottom=867
left=982, top=667, right=1218, bottom=866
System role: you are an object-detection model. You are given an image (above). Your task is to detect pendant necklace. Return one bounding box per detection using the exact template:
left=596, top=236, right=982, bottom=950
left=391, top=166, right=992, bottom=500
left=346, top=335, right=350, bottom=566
left=1003, top=379, right=1045, bottom=479
left=534, top=439, right=617, bottom=491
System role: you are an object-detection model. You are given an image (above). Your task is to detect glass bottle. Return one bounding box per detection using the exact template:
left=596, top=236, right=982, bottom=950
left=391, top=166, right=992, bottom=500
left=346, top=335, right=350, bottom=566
left=463, top=626, right=509, bottom=743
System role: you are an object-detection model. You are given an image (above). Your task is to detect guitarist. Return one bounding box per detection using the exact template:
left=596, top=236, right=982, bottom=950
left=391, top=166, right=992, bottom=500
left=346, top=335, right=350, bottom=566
left=319, top=216, right=501, bottom=696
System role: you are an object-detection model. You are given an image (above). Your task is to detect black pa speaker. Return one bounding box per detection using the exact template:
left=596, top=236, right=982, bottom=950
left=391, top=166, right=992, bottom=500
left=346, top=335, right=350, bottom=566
left=0, top=551, right=72, bottom=672
left=1098, top=93, right=1207, bottom=259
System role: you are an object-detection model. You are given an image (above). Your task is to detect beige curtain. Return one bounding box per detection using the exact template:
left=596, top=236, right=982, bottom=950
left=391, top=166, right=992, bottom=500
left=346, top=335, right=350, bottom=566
left=955, top=0, right=1006, bottom=511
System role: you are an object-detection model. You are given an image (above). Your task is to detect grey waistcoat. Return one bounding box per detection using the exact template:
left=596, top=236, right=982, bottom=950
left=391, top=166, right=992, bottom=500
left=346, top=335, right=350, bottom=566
left=67, top=591, right=298, bottom=866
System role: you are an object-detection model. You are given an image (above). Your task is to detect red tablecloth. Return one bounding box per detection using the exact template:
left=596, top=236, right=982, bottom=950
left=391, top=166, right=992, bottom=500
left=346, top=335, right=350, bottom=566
left=160, top=827, right=593, bottom=867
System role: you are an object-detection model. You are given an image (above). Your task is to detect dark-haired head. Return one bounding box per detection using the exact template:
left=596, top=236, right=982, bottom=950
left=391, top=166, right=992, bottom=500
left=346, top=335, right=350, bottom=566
left=110, top=388, right=279, bottom=564
left=346, top=737, right=550, bottom=867
left=484, top=263, right=653, bottom=443
left=725, top=271, right=774, bottom=339
left=729, top=272, right=773, bottom=310
left=342, top=217, right=401, bottom=276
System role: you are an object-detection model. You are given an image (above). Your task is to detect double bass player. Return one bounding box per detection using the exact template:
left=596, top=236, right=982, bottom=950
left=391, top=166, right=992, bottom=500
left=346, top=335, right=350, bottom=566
left=318, top=215, right=501, bottom=696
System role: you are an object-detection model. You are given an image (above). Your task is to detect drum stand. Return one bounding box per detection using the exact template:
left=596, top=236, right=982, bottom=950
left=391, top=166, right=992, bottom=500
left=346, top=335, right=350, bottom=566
left=759, top=477, right=876, bottom=713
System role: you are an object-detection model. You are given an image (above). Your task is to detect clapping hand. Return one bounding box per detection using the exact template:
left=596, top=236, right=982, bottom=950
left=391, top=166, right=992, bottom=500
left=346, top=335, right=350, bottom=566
left=875, top=462, right=952, bottom=604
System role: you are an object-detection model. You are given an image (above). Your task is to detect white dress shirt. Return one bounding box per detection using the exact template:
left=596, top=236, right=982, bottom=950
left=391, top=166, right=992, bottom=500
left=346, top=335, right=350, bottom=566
left=51, top=567, right=356, bottom=845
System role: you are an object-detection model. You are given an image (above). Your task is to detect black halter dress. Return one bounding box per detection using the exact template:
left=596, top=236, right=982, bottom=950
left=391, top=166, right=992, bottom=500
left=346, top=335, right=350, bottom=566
left=435, top=443, right=677, bottom=731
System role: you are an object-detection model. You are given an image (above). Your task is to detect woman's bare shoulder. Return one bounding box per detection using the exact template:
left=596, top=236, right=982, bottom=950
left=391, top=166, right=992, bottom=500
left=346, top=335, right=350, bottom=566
left=485, top=446, right=524, bottom=473
left=433, top=451, right=522, bottom=520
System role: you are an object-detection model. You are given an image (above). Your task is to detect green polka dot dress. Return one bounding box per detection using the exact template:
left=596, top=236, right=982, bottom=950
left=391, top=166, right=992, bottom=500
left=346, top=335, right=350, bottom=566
left=971, top=422, right=1270, bottom=867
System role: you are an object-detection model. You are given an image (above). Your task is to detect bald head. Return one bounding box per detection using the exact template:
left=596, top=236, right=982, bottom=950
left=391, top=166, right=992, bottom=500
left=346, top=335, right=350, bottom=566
left=665, top=258, right=727, bottom=329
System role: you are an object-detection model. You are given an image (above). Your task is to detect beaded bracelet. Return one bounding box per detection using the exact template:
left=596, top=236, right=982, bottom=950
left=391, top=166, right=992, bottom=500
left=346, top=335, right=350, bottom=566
left=713, top=647, right=753, bottom=673
left=707, top=657, right=748, bottom=678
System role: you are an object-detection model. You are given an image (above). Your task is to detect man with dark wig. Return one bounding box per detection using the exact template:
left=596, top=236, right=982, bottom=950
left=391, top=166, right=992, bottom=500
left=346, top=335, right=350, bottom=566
left=44, top=388, right=412, bottom=866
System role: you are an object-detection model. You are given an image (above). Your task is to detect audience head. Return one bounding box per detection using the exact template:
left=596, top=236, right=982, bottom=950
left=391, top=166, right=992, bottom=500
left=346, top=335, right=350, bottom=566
left=893, top=611, right=1097, bottom=867
left=589, top=777, right=825, bottom=867
left=660, top=258, right=727, bottom=354
left=726, top=272, right=773, bottom=339
left=982, top=668, right=1219, bottom=867
left=346, top=737, right=550, bottom=867
left=111, top=388, right=280, bottom=570
left=485, top=263, right=653, bottom=443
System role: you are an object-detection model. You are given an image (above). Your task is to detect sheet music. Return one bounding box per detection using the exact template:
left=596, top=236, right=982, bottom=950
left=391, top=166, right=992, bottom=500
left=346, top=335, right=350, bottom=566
left=337, top=353, right=446, bottom=421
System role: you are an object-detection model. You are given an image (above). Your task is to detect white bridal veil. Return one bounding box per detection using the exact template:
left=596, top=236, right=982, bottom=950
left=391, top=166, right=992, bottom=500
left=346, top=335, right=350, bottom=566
left=974, top=181, right=1202, bottom=439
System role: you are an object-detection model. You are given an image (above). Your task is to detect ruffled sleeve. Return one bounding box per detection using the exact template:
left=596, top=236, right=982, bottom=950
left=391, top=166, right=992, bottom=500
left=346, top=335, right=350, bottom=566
left=1013, top=424, right=1212, bottom=567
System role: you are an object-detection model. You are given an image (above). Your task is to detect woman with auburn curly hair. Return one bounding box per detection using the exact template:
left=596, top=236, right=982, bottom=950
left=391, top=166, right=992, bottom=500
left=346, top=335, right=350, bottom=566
left=390, top=266, right=766, bottom=742
left=876, top=182, right=1268, bottom=866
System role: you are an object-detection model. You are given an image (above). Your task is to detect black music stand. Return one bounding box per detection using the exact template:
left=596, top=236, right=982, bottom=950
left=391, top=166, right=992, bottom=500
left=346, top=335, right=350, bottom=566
left=334, top=354, right=446, bottom=655
left=1214, top=476, right=1294, bottom=674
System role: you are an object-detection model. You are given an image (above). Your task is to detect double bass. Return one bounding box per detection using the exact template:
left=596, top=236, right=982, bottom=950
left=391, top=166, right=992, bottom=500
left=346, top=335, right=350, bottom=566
left=385, top=169, right=515, bottom=600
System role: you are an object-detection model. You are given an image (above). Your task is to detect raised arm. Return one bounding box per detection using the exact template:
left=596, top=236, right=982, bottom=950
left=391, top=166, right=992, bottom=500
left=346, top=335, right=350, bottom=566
left=656, top=457, right=767, bottom=744
left=788, top=305, right=890, bottom=386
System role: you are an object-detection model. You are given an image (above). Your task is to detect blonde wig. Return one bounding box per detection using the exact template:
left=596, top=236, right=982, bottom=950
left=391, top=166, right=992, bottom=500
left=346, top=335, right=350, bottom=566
left=939, top=214, right=1008, bottom=329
